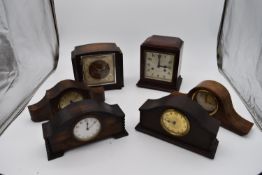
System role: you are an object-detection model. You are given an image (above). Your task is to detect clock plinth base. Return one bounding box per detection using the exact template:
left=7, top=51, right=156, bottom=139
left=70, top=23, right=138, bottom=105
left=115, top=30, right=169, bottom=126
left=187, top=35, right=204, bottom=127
left=136, top=76, right=182, bottom=92
left=113, top=129, right=129, bottom=139
left=135, top=123, right=218, bottom=159
left=45, top=140, right=64, bottom=161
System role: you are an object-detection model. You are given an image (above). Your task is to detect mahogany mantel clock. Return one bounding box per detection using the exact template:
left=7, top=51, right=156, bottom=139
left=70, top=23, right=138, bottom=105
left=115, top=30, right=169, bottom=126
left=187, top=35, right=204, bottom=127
left=42, top=99, right=128, bottom=160
left=137, top=35, right=184, bottom=92
left=135, top=94, right=220, bottom=159
left=72, top=43, right=124, bottom=90
left=28, top=80, right=105, bottom=122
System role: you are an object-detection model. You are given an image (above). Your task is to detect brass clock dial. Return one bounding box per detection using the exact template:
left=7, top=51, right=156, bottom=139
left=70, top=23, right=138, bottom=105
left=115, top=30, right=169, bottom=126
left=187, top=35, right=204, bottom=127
left=192, top=90, right=218, bottom=116
left=160, top=109, right=190, bottom=136
left=82, top=53, right=116, bottom=86
left=58, top=91, right=84, bottom=109
left=73, top=117, right=101, bottom=141
left=144, top=51, right=175, bottom=82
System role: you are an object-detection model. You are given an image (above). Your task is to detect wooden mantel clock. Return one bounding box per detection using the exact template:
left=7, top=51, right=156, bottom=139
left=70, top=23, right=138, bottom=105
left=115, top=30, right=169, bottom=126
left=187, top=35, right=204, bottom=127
left=135, top=94, right=220, bottom=159
left=42, top=99, right=128, bottom=160
left=137, top=35, right=184, bottom=92
left=28, top=79, right=105, bottom=122
left=186, top=80, right=253, bottom=136
left=71, top=43, right=124, bottom=90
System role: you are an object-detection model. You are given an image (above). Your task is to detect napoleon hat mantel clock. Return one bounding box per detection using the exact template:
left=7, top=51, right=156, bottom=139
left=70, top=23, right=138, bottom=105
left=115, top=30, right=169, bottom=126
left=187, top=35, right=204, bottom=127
left=28, top=80, right=105, bottom=122
left=135, top=94, right=220, bottom=159
left=42, top=99, right=128, bottom=160
left=72, top=43, right=124, bottom=90
left=137, top=35, right=184, bottom=92
left=171, top=80, right=253, bottom=135
left=187, top=80, right=253, bottom=136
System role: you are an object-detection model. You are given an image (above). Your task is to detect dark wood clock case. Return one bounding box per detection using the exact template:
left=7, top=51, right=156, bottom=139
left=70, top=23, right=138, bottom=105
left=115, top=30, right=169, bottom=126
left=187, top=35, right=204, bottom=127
left=71, top=43, right=124, bottom=90
left=28, top=79, right=105, bottom=122
left=137, top=35, right=183, bottom=92
left=43, top=100, right=128, bottom=160
left=135, top=95, right=220, bottom=159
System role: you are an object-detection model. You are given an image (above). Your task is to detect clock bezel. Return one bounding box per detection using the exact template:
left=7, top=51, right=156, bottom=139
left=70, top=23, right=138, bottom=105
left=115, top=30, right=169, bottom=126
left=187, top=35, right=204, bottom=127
left=72, top=43, right=124, bottom=90
left=137, top=36, right=183, bottom=92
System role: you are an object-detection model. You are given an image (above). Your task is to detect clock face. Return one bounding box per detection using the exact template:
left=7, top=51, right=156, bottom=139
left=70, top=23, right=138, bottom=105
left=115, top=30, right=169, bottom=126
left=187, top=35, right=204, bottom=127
left=160, top=109, right=190, bottom=136
left=73, top=117, right=101, bottom=141
left=58, top=91, right=84, bottom=109
left=192, top=90, right=218, bottom=116
left=144, top=51, right=175, bottom=82
left=82, top=53, right=116, bottom=86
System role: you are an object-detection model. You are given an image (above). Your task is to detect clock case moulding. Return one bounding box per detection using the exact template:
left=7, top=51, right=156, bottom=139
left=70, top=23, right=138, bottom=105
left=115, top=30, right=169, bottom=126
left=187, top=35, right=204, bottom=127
left=43, top=99, right=128, bottom=160
left=137, top=35, right=183, bottom=92
left=136, top=94, right=220, bottom=159
left=71, top=43, right=124, bottom=90
left=185, top=80, right=253, bottom=136
left=28, top=79, right=105, bottom=122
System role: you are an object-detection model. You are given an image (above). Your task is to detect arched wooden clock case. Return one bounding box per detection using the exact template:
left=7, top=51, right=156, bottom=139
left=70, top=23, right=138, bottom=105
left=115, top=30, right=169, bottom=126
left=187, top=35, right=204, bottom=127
left=42, top=100, right=128, bottom=160
left=28, top=79, right=105, bottom=122
left=135, top=95, right=220, bottom=159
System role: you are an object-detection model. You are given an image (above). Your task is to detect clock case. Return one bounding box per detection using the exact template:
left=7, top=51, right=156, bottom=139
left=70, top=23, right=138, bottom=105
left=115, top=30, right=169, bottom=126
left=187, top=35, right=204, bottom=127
left=187, top=80, right=253, bottom=136
left=43, top=100, right=128, bottom=160
left=137, top=35, right=183, bottom=92
left=71, top=43, right=124, bottom=90
left=28, top=79, right=105, bottom=122
left=135, top=95, right=220, bottom=159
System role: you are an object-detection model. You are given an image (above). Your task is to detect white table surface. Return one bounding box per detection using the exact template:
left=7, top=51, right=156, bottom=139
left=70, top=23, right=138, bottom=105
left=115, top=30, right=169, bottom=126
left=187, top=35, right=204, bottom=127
left=1, top=0, right=261, bottom=174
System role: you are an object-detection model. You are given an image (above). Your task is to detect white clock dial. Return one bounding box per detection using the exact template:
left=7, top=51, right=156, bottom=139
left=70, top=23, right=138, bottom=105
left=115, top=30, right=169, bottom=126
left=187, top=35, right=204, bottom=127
left=81, top=53, right=116, bottom=86
left=144, top=51, right=175, bottom=82
left=73, top=117, right=101, bottom=141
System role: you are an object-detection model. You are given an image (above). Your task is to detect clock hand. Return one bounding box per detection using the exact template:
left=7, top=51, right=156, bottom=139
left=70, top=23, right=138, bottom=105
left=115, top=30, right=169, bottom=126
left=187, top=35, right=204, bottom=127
left=88, top=121, right=97, bottom=129
left=86, top=122, right=89, bottom=130
left=157, top=55, right=161, bottom=68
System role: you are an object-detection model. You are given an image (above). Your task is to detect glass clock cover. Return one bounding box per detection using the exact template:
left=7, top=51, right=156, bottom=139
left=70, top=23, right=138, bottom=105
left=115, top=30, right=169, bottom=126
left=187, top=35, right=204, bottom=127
left=160, top=109, right=190, bottom=136
left=144, top=51, right=175, bottom=82
left=81, top=53, right=116, bottom=86
left=58, top=91, right=84, bottom=109
left=192, top=90, right=218, bottom=116
left=73, top=117, right=101, bottom=141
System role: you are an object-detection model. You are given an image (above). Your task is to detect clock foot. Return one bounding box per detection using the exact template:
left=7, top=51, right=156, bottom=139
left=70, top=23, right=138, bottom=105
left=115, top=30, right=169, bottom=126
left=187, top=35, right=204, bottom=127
left=113, top=129, right=128, bottom=139
left=44, top=139, right=64, bottom=161
left=136, top=76, right=182, bottom=92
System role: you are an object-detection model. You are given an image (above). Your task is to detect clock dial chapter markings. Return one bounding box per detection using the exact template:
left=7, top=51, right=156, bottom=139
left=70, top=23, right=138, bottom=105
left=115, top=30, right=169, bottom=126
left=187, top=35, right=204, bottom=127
left=193, top=90, right=218, bottom=115
left=82, top=54, right=116, bottom=85
left=73, top=117, right=101, bottom=141
left=144, top=51, right=175, bottom=82
left=161, top=109, right=190, bottom=136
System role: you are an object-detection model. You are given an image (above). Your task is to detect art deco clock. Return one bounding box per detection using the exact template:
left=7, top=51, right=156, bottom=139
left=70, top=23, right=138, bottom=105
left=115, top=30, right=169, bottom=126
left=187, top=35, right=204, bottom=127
left=42, top=99, right=128, bottom=160
left=186, top=80, right=253, bottom=136
left=137, top=35, right=184, bottom=92
left=28, top=80, right=105, bottom=122
left=135, top=94, right=220, bottom=159
left=71, top=43, right=124, bottom=90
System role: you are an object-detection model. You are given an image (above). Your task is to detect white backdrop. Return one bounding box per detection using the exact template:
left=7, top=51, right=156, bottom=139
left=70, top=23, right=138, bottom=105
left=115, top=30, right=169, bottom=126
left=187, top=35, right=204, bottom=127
left=1, top=0, right=262, bottom=174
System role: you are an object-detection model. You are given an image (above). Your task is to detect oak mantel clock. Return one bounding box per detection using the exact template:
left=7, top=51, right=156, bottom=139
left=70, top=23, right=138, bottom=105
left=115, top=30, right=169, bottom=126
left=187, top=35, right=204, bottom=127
left=28, top=80, right=105, bottom=122
left=135, top=94, right=220, bottom=159
left=187, top=80, right=253, bottom=136
left=72, top=43, right=124, bottom=90
left=137, top=35, right=184, bottom=92
left=42, top=100, right=128, bottom=160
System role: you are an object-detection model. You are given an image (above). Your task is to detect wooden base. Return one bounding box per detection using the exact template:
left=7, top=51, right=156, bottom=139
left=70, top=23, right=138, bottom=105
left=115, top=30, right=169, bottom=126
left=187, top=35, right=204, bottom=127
left=135, top=123, right=218, bottom=159
left=136, top=76, right=182, bottom=92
